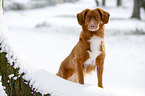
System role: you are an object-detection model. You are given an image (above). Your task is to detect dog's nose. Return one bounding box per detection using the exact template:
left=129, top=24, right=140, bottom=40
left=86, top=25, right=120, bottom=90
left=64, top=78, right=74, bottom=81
left=90, top=24, right=96, bottom=28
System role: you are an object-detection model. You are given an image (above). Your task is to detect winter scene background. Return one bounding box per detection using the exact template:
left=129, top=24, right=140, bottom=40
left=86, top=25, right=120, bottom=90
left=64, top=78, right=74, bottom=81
left=0, top=0, right=145, bottom=96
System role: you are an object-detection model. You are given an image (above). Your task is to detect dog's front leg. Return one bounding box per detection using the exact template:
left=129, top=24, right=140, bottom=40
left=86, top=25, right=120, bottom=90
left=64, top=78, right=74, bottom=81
left=75, top=59, right=84, bottom=84
left=97, top=64, right=104, bottom=88
left=96, top=53, right=105, bottom=88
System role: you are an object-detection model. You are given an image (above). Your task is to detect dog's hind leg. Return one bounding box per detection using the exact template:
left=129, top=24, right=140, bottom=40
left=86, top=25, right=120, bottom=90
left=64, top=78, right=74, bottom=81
left=75, top=59, right=84, bottom=84
left=57, top=65, right=74, bottom=79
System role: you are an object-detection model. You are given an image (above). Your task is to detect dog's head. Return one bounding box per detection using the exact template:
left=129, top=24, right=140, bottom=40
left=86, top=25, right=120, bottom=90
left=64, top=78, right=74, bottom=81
left=77, top=8, right=110, bottom=32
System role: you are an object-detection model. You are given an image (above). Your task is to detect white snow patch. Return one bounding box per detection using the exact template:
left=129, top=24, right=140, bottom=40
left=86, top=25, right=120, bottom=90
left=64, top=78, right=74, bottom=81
left=9, top=74, right=14, bottom=78
left=13, top=77, right=17, bottom=80
left=3, top=86, right=6, bottom=90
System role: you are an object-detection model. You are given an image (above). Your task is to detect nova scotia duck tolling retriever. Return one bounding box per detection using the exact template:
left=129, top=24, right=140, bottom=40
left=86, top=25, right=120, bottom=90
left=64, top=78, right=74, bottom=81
left=57, top=8, right=110, bottom=88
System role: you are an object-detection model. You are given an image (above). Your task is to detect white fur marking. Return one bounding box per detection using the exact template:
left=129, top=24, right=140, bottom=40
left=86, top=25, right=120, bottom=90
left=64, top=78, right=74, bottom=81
left=91, top=20, right=94, bottom=25
left=84, top=36, right=102, bottom=66
left=88, top=29, right=98, bottom=31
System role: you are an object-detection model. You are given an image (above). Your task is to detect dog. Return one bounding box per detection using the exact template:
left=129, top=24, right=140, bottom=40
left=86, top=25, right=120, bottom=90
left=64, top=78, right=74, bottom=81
left=57, top=8, right=110, bottom=88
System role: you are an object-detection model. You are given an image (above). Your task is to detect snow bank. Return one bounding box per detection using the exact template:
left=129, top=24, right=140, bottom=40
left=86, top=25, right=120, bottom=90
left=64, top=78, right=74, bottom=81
left=28, top=69, right=111, bottom=96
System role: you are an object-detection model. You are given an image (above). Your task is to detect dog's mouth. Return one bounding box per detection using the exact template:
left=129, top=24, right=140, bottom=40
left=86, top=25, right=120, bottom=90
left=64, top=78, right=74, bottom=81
left=88, top=28, right=99, bottom=32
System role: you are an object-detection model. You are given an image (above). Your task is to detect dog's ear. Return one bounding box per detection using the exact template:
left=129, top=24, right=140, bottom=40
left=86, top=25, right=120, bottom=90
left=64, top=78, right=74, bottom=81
left=97, top=8, right=110, bottom=24
left=77, top=9, right=90, bottom=25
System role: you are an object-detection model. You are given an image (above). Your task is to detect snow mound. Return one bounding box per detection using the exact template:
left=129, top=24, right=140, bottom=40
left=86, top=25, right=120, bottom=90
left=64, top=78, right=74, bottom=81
left=28, top=69, right=111, bottom=96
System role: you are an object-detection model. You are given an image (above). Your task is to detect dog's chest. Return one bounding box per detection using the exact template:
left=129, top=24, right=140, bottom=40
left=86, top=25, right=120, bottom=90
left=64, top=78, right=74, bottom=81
left=84, top=35, right=102, bottom=66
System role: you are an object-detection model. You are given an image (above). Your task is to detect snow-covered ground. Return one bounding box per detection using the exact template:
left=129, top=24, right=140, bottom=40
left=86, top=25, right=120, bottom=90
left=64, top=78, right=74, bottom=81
left=0, top=0, right=145, bottom=96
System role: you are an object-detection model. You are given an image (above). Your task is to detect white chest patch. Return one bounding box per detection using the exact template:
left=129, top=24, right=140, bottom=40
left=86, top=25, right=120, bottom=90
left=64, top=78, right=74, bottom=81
left=84, top=35, right=103, bottom=66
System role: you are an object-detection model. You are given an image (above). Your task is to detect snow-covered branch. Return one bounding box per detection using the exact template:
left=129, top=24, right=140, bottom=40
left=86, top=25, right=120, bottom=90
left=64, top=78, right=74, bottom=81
left=0, top=7, right=50, bottom=96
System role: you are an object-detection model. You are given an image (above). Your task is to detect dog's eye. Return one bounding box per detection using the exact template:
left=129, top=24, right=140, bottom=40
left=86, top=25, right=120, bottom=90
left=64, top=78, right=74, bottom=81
left=96, top=16, right=99, bottom=19
left=86, top=17, right=90, bottom=19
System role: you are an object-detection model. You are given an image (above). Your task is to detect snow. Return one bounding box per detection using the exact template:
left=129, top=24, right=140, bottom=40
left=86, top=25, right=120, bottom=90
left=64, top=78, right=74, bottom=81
left=8, top=74, right=14, bottom=78
left=1, top=0, right=145, bottom=96
left=13, top=77, right=17, bottom=80
left=28, top=69, right=111, bottom=96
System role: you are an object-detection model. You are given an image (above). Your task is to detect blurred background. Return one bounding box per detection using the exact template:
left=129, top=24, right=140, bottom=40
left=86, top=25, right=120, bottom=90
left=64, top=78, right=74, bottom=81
left=2, top=0, right=145, bottom=20
left=0, top=0, right=145, bottom=96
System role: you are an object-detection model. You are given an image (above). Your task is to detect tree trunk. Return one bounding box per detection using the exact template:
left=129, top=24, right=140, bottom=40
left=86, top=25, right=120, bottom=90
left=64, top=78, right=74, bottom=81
left=102, top=0, right=105, bottom=6
left=117, top=0, right=121, bottom=6
left=2, top=0, right=4, bottom=9
left=95, top=0, right=99, bottom=6
left=131, top=0, right=141, bottom=19
left=141, top=0, right=145, bottom=9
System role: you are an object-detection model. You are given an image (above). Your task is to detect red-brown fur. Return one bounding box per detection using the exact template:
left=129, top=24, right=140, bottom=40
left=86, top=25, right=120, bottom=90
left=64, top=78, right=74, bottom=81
left=57, top=8, right=110, bottom=88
